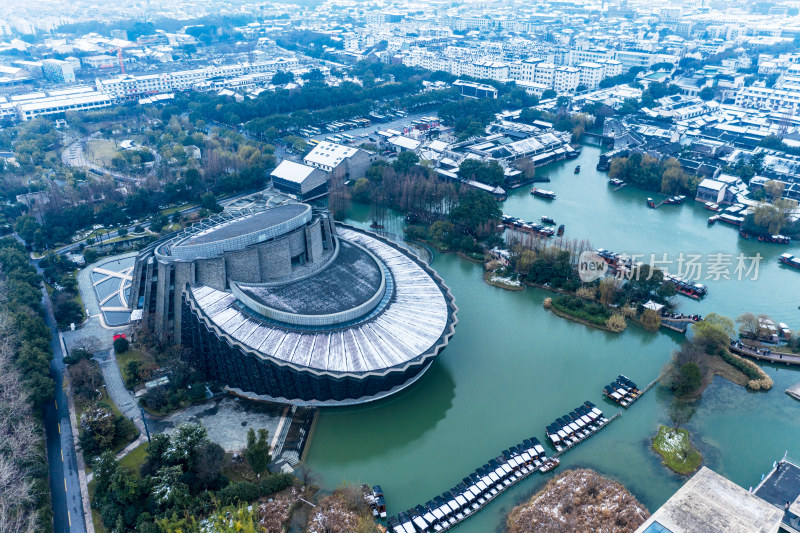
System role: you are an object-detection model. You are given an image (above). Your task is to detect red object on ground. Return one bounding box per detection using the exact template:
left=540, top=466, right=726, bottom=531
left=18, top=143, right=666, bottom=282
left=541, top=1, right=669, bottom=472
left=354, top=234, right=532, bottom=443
left=113, top=333, right=126, bottom=341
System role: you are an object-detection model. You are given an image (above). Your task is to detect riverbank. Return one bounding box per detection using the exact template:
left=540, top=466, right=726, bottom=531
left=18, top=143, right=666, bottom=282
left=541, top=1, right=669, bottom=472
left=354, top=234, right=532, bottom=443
left=506, top=469, right=649, bottom=533
left=483, top=270, right=524, bottom=291
left=651, top=426, right=703, bottom=476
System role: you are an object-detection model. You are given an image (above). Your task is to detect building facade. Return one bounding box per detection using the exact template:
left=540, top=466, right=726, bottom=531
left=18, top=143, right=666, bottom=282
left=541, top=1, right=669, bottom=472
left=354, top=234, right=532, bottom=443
left=130, top=202, right=457, bottom=405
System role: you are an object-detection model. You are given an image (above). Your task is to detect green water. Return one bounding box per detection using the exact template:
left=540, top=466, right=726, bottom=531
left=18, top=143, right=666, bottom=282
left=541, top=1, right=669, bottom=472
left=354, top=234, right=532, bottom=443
left=305, top=144, right=800, bottom=531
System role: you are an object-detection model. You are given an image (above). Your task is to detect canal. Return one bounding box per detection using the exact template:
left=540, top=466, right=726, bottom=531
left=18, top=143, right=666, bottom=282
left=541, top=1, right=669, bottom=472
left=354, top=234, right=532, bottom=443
left=305, top=144, right=800, bottom=531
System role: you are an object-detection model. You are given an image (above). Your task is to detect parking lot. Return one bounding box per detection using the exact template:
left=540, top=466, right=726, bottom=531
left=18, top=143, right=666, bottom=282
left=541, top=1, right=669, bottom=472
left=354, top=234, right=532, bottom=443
left=307, top=110, right=439, bottom=145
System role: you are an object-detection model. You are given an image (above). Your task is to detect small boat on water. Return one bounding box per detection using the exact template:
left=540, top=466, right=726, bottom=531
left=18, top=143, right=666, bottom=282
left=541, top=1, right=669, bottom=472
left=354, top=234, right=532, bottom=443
left=541, top=216, right=555, bottom=225
left=759, top=234, right=791, bottom=244
left=739, top=229, right=750, bottom=239
left=539, top=457, right=560, bottom=472
left=557, top=224, right=565, bottom=236
left=609, top=178, right=624, bottom=186
left=780, top=253, right=800, bottom=270
left=574, top=165, right=581, bottom=174
left=704, top=202, right=720, bottom=212
left=531, top=187, right=556, bottom=200
left=647, top=197, right=656, bottom=208
left=708, top=215, right=719, bottom=225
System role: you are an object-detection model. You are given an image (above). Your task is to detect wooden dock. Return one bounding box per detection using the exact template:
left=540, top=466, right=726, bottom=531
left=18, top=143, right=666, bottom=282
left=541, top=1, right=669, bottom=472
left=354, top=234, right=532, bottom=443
left=613, top=183, right=627, bottom=192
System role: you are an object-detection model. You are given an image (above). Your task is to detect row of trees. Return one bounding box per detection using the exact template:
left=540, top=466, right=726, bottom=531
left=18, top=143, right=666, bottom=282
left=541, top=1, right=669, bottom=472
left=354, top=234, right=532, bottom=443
left=609, top=153, right=692, bottom=194
left=0, top=239, right=57, bottom=531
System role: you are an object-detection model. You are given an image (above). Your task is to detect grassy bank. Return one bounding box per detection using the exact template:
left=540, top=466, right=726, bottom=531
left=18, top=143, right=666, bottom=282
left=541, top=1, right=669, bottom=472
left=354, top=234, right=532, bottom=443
left=652, top=425, right=702, bottom=475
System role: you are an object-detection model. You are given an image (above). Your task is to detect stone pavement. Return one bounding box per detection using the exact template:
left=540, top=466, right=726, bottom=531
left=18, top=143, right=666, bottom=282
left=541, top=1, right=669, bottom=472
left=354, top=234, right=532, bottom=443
left=96, top=348, right=145, bottom=433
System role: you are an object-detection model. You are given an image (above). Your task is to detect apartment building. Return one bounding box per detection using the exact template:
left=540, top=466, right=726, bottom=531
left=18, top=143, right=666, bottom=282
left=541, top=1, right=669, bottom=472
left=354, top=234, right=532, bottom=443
left=734, top=86, right=800, bottom=111
left=96, top=59, right=299, bottom=99
left=554, top=66, right=580, bottom=92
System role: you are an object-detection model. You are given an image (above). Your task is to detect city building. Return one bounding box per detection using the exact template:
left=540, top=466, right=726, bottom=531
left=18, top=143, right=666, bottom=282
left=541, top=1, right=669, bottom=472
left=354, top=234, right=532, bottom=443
left=303, top=141, right=373, bottom=180
left=41, top=59, right=76, bottom=84
left=269, top=160, right=329, bottom=200
left=129, top=201, right=458, bottom=405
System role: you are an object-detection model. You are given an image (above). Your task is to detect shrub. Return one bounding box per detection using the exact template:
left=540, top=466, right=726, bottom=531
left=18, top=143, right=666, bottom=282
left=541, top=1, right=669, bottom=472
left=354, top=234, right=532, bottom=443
left=640, top=309, right=661, bottom=331
left=575, top=286, right=596, bottom=300
left=605, top=313, right=627, bottom=332
left=220, top=481, right=260, bottom=505
left=259, top=473, right=294, bottom=496
left=719, top=350, right=773, bottom=391
left=113, top=337, right=129, bottom=353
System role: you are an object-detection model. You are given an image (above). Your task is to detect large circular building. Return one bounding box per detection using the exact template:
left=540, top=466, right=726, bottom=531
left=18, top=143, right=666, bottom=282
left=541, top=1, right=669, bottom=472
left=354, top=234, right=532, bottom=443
left=129, top=201, right=457, bottom=405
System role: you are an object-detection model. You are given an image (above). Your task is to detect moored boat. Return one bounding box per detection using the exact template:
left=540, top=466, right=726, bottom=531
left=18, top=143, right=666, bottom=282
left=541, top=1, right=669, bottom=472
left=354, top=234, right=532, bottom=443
left=574, top=165, right=581, bottom=174
left=531, top=187, right=556, bottom=199
left=708, top=215, right=719, bottom=225
left=609, top=178, right=624, bottom=186
left=647, top=197, right=655, bottom=208
left=557, top=224, right=565, bottom=236
left=780, top=253, right=800, bottom=270
left=704, top=202, right=720, bottom=211
left=541, top=216, right=555, bottom=225
left=663, top=195, right=686, bottom=205
left=758, top=234, right=791, bottom=244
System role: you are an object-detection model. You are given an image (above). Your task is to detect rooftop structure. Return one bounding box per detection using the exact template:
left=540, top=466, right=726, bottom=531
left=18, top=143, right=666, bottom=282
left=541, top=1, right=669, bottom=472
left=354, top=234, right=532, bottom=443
left=130, top=198, right=456, bottom=405
left=270, top=160, right=329, bottom=200
left=635, top=467, right=784, bottom=533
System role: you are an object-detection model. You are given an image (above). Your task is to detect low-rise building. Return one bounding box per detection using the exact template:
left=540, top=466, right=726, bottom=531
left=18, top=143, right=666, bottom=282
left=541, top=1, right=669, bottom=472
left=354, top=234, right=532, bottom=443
left=270, top=160, right=329, bottom=200
left=303, top=141, right=373, bottom=180
left=635, top=467, right=783, bottom=533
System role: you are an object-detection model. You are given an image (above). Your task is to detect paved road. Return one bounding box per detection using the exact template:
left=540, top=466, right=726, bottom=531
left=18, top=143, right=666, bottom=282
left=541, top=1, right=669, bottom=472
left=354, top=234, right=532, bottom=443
left=40, top=283, right=88, bottom=533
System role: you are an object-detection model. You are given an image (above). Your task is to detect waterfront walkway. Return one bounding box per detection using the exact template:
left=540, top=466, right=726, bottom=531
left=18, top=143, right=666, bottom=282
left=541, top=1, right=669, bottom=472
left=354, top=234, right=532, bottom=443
left=730, top=343, right=800, bottom=366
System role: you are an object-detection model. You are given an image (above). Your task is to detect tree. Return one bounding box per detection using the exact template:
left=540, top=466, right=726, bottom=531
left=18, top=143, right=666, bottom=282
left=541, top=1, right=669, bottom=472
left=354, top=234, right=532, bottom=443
left=541, top=88, right=557, bottom=99
left=201, top=192, right=223, bottom=213
left=125, top=360, right=141, bottom=387
left=698, top=86, right=715, bottom=101
left=113, top=336, right=129, bottom=353
left=640, top=308, right=661, bottom=331
left=736, top=312, right=760, bottom=338
left=271, top=70, right=294, bottom=85
left=194, top=441, right=226, bottom=489
left=70, top=359, right=103, bottom=399
left=691, top=313, right=734, bottom=352
left=668, top=398, right=696, bottom=430
left=675, top=362, right=702, bottom=397
left=245, top=428, right=271, bottom=477
left=392, top=151, right=419, bottom=173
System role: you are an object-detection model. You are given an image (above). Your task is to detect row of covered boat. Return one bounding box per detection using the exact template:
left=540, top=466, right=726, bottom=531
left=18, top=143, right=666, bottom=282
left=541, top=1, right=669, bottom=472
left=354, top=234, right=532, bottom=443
left=387, top=438, right=555, bottom=533
left=545, top=401, right=609, bottom=453
left=663, top=273, right=708, bottom=299
left=603, top=375, right=642, bottom=407
left=739, top=230, right=791, bottom=244
left=647, top=195, right=686, bottom=208
left=500, top=214, right=562, bottom=237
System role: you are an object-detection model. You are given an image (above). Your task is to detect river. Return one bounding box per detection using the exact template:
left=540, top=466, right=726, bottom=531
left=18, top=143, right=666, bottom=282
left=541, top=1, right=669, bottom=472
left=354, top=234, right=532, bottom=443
left=304, top=144, right=800, bottom=532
